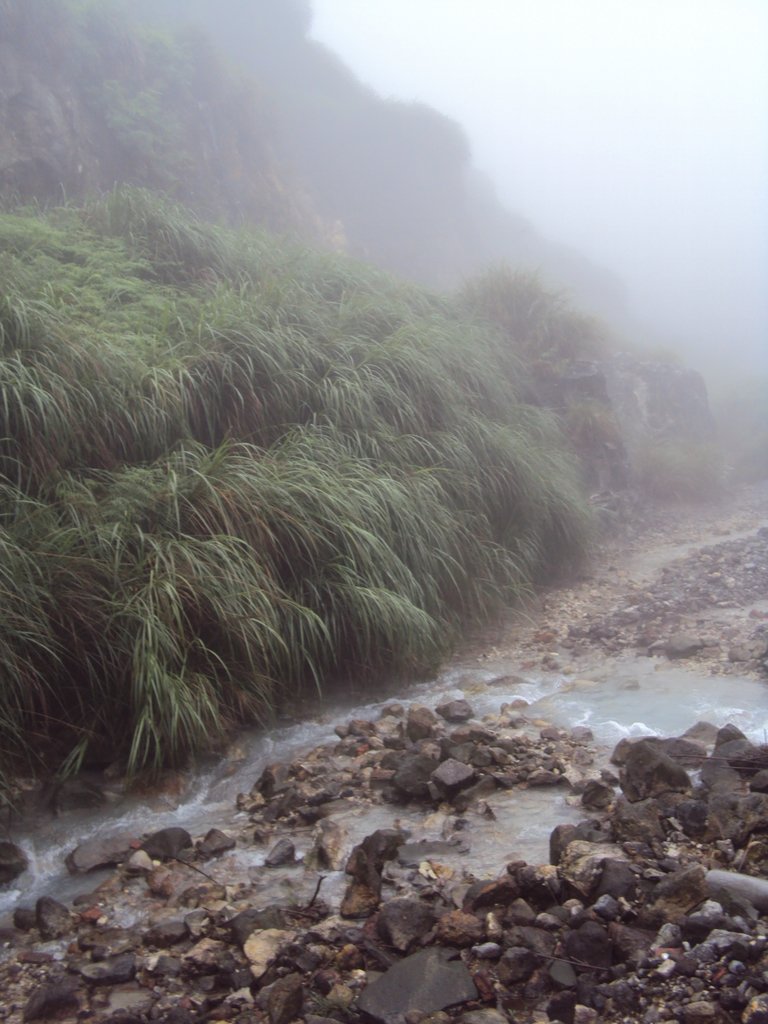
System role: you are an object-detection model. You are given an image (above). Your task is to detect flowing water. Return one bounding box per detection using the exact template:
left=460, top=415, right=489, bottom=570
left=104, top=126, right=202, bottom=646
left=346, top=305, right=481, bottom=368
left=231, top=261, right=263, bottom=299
left=2, top=648, right=766, bottom=928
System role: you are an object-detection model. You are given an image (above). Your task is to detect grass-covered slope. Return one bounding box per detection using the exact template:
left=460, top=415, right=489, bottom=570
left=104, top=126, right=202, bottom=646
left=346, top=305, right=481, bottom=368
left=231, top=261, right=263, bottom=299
left=0, top=189, right=592, bottom=784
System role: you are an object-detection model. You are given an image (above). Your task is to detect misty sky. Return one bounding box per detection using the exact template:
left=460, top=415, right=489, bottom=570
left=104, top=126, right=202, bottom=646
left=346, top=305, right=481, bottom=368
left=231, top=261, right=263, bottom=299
left=310, top=0, right=768, bottom=384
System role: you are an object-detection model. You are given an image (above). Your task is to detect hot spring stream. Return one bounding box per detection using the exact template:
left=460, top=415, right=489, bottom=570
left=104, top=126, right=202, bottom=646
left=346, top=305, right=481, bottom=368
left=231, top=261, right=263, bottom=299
left=2, top=650, right=766, bottom=930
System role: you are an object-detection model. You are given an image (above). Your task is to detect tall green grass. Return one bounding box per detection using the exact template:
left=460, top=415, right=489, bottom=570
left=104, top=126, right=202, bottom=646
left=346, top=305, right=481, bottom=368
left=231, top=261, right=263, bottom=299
left=0, top=189, right=594, bottom=784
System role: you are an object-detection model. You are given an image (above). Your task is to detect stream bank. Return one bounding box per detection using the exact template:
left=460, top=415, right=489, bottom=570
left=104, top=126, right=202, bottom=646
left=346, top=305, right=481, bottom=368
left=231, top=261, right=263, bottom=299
left=0, top=483, right=766, bottom=1024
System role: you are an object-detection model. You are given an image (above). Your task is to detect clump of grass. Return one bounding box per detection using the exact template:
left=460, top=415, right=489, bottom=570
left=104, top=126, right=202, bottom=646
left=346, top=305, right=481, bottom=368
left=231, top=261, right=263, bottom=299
left=456, top=266, right=608, bottom=365
left=0, top=190, right=595, bottom=784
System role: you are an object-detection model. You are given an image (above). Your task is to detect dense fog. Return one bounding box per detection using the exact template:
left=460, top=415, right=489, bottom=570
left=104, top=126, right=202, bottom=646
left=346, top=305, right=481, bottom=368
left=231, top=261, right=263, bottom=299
left=311, top=0, right=768, bottom=386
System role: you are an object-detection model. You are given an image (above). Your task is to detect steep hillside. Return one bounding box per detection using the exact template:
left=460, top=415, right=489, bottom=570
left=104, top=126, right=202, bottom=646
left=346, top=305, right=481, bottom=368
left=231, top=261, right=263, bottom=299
left=0, top=0, right=625, bottom=318
left=0, top=190, right=593, bottom=784
left=0, top=0, right=320, bottom=236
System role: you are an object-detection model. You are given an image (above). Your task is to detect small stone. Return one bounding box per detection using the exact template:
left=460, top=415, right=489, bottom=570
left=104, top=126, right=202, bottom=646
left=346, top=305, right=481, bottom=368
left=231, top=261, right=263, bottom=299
left=141, top=827, right=192, bottom=861
left=265, top=838, right=296, bottom=867
left=434, top=910, right=483, bottom=947
left=267, top=973, right=304, bottom=1024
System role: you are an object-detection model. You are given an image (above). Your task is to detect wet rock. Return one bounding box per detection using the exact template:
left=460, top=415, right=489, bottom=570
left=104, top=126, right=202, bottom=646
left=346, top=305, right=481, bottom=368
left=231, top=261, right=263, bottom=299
left=462, top=875, right=518, bottom=912
left=430, top=759, right=475, bottom=800
left=563, top=920, right=613, bottom=970
left=581, top=779, right=614, bottom=809
left=596, top=859, right=638, bottom=901
left=392, top=752, right=441, bottom=799
left=706, top=791, right=768, bottom=844
left=141, top=827, right=192, bottom=861
left=229, top=906, right=290, bottom=946
left=265, top=838, right=296, bottom=867
left=125, top=849, right=154, bottom=874
left=341, top=828, right=404, bottom=918
left=243, top=928, right=296, bottom=980
left=255, top=762, right=291, bottom=799
left=79, top=953, right=137, bottom=986
left=743, top=995, right=768, bottom=1023
left=406, top=704, right=439, bottom=741
left=436, top=699, right=474, bottom=723
left=267, top=972, right=304, bottom=1024
left=65, top=832, right=134, bottom=874
left=36, top=896, right=73, bottom=940
left=496, top=945, right=539, bottom=983
left=308, top=818, right=346, bottom=870
left=357, top=946, right=478, bottom=1023
left=144, top=919, right=189, bottom=947
left=550, top=821, right=607, bottom=865
left=619, top=739, right=691, bottom=802
left=23, top=979, right=80, bottom=1022
left=433, top=909, right=483, bottom=947
left=14, top=906, right=37, bottom=931
left=607, top=922, right=654, bottom=965
left=663, top=632, right=705, bottom=659
left=378, top=897, right=437, bottom=951
left=197, top=828, right=235, bottom=859
left=558, top=841, right=628, bottom=900
left=0, top=840, right=28, bottom=884
left=453, top=775, right=498, bottom=811
left=647, top=864, right=708, bottom=924
left=549, top=958, right=578, bottom=989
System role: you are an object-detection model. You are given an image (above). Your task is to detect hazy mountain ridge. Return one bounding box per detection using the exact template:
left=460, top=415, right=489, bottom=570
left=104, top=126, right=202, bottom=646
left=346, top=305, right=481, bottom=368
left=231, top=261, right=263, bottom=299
left=0, top=0, right=624, bottom=319
left=0, top=0, right=321, bottom=236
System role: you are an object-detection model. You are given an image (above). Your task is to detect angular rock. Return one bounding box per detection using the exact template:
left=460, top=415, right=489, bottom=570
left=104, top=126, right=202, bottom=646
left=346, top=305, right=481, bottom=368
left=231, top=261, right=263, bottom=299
left=243, top=928, right=296, bottom=980
left=79, top=953, right=137, bottom=986
left=229, top=906, right=290, bottom=947
left=197, top=828, right=236, bottom=859
left=496, top=945, right=538, bottom=984
left=378, top=897, right=437, bottom=952
left=619, top=739, right=691, bottom=802
left=23, top=980, right=80, bottom=1022
left=265, top=838, right=296, bottom=867
left=430, top=759, right=475, bottom=799
left=268, top=973, right=304, bottom=1024
left=436, top=699, right=474, bottom=723
left=144, top=919, right=189, bottom=947
left=309, top=819, right=346, bottom=870
left=392, top=753, right=440, bottom=799
left=341, top=829, right=404, bottom=919
left=648, top=864, right=708, bottom=924
left=65, top=832, right=134, bottom=874
left=563, top=920, right=612, bottom=970
left=406, top=705, right=439, bottom=741
left=433, top=909, right=483, bottom=947
left=357, top=947, right=477, bottom=1023
left=558, top=840, right=629, bottom=900
left=581, top=779, right=614, bottom=810
left=36, top=896, right=73, bottom=940
left=141, top=827, right=192, bottom=861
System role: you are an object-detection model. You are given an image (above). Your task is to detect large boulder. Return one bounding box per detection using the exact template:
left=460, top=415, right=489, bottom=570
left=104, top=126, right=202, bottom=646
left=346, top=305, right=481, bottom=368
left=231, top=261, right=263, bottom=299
left=619, top=739, right=691, bottom=802
left=65, top=832, right=134, bottom=874
left=357, top=947, right=477, bottom=1024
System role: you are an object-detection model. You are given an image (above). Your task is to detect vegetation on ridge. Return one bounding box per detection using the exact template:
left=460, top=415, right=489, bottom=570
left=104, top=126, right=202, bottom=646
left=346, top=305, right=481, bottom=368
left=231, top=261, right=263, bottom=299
left=0, top=189, right=594, bottom=788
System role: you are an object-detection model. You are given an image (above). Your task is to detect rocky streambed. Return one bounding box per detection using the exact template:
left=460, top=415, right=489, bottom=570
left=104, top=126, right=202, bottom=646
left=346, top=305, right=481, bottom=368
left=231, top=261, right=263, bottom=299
left=3, top=699, right=768, bottom=1024
left=1, top=484, right=767, bottom=1024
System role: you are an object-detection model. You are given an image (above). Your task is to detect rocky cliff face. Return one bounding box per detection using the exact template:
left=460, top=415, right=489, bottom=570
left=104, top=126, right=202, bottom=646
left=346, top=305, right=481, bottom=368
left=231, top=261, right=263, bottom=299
left=0, top=1, right=319, bottom=236
left=542, top=355, right=715, bottom=493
